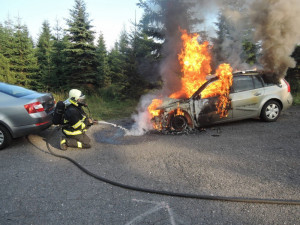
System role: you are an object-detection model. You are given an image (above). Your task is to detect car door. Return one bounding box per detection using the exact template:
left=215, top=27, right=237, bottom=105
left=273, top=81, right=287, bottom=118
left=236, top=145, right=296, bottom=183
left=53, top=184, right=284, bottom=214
left=193, top=80, right=233, bottom=126
left=230, top=75, right=265, bottom=119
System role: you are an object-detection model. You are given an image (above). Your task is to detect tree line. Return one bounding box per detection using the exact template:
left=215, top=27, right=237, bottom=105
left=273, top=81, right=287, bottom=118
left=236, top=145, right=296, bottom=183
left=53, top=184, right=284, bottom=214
left=0, top=0, right=160, bottom=99
left=0, top=0, right=299, bottom=100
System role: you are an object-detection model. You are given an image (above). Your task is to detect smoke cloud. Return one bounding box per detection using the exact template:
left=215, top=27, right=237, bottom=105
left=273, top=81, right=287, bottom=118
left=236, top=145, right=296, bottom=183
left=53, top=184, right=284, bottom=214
left=126, top=93, right=159, bottom=136
left=159, top=0, right=193, bottom=96
left=249, top=0, right=300, bottom=80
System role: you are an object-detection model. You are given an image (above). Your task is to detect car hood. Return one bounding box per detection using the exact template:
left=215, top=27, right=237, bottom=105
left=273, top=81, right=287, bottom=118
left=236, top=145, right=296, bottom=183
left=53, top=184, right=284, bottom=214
left=159, top=97, right=188, bottom=109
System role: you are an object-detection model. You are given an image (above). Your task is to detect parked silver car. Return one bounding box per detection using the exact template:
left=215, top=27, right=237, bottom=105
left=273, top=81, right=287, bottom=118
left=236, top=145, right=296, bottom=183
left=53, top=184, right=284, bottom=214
left=152, top=71, right=293, bottom=132
left=0, top=82, right=55, bottom=149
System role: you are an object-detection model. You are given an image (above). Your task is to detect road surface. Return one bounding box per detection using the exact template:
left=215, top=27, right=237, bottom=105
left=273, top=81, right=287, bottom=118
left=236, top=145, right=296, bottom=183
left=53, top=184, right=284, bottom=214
left=0, top=106, right=299, bottom=224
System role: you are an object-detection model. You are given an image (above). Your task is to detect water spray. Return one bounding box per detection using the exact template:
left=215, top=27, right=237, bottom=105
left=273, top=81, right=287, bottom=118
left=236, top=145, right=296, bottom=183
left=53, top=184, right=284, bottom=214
left=97, top=120, right=129, bottom=133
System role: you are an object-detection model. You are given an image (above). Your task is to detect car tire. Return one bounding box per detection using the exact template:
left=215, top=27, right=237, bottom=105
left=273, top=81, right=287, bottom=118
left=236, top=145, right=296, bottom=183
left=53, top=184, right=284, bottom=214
left=0, top=125, right=12, bottom=150
left=261, top=100, right=281, bottom=122
left=170, top=115, right=188, bottom=132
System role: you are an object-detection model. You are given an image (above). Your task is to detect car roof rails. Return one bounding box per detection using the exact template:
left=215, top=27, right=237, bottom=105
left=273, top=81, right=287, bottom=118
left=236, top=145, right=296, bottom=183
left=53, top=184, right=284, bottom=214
left=233, top=69, right=260, bottom=75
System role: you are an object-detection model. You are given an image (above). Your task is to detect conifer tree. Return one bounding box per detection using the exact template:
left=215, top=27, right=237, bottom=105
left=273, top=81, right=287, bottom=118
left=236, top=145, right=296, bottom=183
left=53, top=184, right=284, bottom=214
left=36, top=20, right=52, bottom=90
left=50, top=20, right=68, bottom=90
left=123, top=26, right=148, bottom=97
left=0, top=24, right=11, bottom=82
left=0, top=19, right=17, bottom=84
left=107, top=43, right=121, bottom=83
left=0, top=53, right=11, bottom=83
left=96, top=32, right=111, bottom=87
left=11, top=19, right=38, bottom=88
left=65, top=0, right=98, bottom=92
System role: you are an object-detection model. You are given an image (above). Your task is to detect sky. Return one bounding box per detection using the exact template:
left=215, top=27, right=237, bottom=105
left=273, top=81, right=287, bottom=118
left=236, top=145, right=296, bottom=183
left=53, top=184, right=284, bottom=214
left=0, top=0, right=143, bottom=49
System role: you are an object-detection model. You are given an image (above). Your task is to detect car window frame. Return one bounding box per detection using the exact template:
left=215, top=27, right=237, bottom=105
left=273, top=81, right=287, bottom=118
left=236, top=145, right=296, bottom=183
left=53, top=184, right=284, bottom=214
left=252, top=75, right=264, bottom=89
left=191, top=77, right=219, bottom=100
left=231, top=75, right=255, bottom=93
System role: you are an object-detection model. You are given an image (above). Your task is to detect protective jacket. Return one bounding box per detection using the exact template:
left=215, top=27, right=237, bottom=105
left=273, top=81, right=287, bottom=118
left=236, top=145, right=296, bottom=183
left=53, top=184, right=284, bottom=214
left=62, top=99, right=91, bottom=136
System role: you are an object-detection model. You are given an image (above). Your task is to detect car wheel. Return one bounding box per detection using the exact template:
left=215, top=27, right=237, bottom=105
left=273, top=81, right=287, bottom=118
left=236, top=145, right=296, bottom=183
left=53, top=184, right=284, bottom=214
left=170, top=115, right=188, bottom=132
left=0, top=125, right=12, bottom=150
left=261, top=100, right=281, bottom=122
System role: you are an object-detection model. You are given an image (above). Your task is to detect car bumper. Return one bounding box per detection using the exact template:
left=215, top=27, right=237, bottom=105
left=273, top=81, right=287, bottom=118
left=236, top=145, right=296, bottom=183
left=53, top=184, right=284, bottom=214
left=282, top=93, right=293, bottom=111
left=9, top=111, right=54, bottom=138
left=10, top=121, right=52, bottom=138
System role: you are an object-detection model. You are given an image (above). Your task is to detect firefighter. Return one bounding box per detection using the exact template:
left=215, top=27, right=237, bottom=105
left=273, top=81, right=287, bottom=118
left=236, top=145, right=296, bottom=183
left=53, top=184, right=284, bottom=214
left=60, top=89, right=94, bottom=150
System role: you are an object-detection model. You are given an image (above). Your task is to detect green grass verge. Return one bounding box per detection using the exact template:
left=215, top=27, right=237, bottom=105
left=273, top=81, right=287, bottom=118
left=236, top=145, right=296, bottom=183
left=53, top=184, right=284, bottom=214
left=52, top=92, right=138, bottom=120
left=86, top=95, right=138, bottom=120
left=292, top=92, right=300, bottom=105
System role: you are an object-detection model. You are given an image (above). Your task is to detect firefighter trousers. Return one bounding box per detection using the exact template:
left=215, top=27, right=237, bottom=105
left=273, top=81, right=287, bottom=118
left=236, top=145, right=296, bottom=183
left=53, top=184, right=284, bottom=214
left=63, top=133, right=91, bottom=149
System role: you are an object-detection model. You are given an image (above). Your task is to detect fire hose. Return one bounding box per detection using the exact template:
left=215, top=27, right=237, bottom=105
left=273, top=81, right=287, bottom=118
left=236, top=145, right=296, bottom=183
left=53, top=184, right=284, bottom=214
left=28, top=125, right=300, bottom=206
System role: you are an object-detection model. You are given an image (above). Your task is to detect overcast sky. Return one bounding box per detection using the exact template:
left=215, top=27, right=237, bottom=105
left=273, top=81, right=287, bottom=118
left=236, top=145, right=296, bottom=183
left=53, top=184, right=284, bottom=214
left=0, top=0, right=143, bottom=49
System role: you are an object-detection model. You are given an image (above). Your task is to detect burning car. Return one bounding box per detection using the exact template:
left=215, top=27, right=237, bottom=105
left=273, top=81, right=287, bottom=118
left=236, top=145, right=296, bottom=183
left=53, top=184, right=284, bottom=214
left=150, top=70, right=293, bottom=132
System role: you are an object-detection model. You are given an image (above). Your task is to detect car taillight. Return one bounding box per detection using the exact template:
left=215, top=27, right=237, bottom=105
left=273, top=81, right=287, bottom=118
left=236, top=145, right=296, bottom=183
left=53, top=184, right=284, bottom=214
left=24, top=102, right=45, bottom=114
left=283, top=79, right=291, bottom=92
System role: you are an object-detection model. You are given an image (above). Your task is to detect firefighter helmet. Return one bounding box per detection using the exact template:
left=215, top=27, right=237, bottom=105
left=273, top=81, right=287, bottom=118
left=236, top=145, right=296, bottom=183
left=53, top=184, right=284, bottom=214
left=69, top=89, right=85, bottom=104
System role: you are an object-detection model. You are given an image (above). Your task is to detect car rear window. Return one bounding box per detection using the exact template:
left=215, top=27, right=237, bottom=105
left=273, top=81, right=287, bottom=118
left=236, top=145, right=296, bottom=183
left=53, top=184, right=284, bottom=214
left=0, top=82, right=36, bottom=97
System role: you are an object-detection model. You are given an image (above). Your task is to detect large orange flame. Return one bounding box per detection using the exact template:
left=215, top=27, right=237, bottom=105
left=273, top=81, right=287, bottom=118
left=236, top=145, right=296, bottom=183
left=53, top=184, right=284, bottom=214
left=148, top=29, right=233, bottom=127
left=170, top=29, right=212, bottom=99
left=202, top=63, right=233, bottom=117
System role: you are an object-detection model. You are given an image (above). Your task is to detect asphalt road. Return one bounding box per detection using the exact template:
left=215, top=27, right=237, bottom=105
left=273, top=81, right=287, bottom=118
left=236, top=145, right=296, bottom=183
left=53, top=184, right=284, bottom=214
left=0, top=106, right=299, bottom=224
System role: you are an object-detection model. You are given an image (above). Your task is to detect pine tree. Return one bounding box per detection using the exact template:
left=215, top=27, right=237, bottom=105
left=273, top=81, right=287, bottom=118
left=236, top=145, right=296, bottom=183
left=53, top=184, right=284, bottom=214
left=130, top=21, right=160, bottom=87
left=242, top=40, right=257, bottom=65
left=10, top=19, right=38, bottom=88
left=95, top=32, right=111, bottom=87
left=0, top=23, right=11, bottom=82
left=50, top=20, right=68, bottom=90
left=1, top=18, right=17, bottom=84
left=137, top=0, right=199, bottom=54
left=0, top=23, right=5, bottom=54
left=106, top=41, right=128, bottom=99
left=108, top=42, right=124, bottom=81
left=123, top=25, right=149, bottom=97
left=0, top=53, right=11, bottom=83
left=36, top=20, right=53, bottom=90
left=65, top=0, right=98, bottom=92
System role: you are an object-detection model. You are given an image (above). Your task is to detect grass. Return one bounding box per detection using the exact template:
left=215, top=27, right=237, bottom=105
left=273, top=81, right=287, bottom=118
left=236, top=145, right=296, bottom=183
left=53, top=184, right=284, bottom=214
left=52, top=92, right=139, bottom=121
left=86, top=95, right=138, bottom=120
left=292, top=92, right=300, bottom=105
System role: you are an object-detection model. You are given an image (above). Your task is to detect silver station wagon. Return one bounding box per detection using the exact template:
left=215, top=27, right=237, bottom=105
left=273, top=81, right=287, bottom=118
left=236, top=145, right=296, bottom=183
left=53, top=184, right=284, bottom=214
left=0, top=82, right=55, bottom=149
left=151, top=71, right=293, bottom=132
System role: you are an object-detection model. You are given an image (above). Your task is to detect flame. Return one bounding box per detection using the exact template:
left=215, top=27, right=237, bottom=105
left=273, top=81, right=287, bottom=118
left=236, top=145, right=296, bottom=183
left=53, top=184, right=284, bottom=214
left=205, top=63, right=233, bottom=117
left=148, top=99, right=163, bottom=117
left=170, top=29, right=212, bottom=99
left=175, top=103, right=184, bottom=116
left=148, top=29, right=233, bottom=128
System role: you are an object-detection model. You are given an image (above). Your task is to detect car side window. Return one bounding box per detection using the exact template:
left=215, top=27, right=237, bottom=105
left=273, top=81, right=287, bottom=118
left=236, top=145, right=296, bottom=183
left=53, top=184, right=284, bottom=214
left=261, top=74, right=276, bottom=86
left=253, top=76, right=263, bottom=89
left=232, top=76, right=254, bottom=93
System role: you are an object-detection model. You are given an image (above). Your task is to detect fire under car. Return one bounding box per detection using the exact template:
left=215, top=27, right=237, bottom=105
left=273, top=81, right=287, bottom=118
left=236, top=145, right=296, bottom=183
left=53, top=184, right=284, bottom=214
left=151, top=70, right=293, bottom=132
